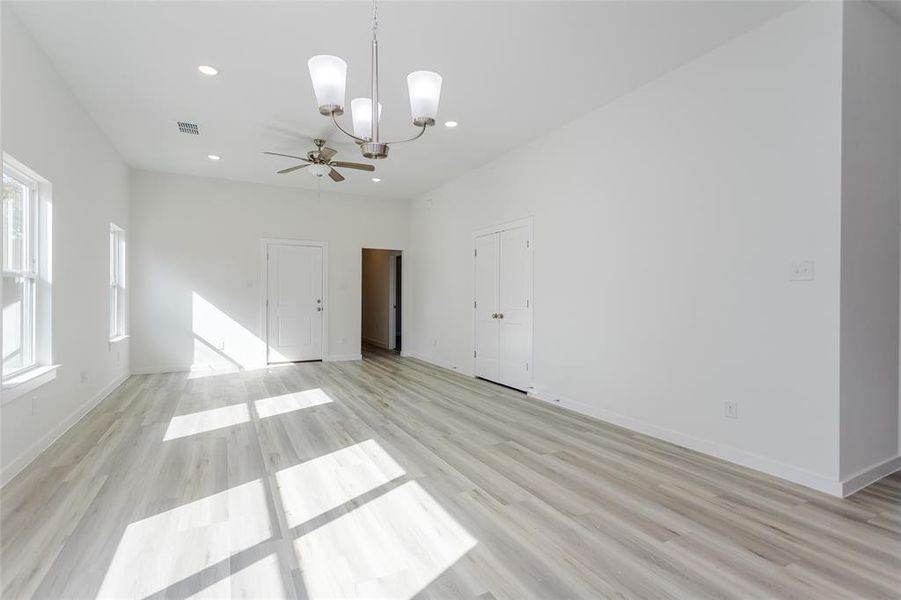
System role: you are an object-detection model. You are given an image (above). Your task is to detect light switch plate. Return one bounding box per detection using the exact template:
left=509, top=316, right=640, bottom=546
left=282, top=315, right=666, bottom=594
left=725, top=401, right=738, bottom=419
left=790, top=260, right=814, bottom=282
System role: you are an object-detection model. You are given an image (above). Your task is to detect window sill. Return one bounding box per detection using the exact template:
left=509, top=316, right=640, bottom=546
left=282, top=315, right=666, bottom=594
left=2, top=365, right=60, bottom=405
left=109, top=334, right=130, bottom=344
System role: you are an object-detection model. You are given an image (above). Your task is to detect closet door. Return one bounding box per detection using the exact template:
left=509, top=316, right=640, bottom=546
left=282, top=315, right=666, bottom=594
left=498, top=225, right=532, bottom=391
left=473, top=232, right=500, bottom=382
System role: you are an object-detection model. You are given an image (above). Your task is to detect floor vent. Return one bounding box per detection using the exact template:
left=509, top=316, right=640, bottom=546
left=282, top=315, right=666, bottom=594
left=177, top=121, right=200, bottom=135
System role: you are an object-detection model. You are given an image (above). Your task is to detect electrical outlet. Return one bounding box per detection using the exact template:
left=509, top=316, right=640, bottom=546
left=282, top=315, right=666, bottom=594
left=789, top=260, right=815, bottom=282
left=725, top=401, right=739, bottom=419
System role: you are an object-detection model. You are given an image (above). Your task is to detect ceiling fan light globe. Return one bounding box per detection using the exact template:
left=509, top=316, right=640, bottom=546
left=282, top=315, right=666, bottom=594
left=308, top=55, right=347, bottom=113
left=308, top=164, right=331, bottom=177
left=407, top=71, right=442, bottom=124
left=350, top=98, right=383, bottom=140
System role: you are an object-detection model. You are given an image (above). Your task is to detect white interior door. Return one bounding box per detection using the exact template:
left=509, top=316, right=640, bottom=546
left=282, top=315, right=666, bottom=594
left=474, top=233, right=500, bottom=382
left=498, top=225, right=532, bottom=391
left=473, top=220, right=532, bottom=391
left=267, top=244, right=323, bottom=362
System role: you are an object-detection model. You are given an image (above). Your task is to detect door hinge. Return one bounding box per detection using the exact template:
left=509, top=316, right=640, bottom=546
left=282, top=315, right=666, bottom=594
left=526, top=240, right=530, bottom=248
left=473, top=350, right=477, bottom=358
left=526, top=362, right=529, bottom=371
left=474, top=248, right=478, bottom=257
left=526, top=299, right=529, bottom=308
left=265, top=299, right=269, bottom=307
left=474, top=300, right=477, bottom=308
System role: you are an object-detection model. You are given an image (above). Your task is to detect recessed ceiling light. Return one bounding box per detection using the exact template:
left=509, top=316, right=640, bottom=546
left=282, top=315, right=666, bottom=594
left=207, top=154, right=221, bottom=161
left=371, top=177, right=381, bottom=182
left=198, top=65, right=219, bottom=76
left=444, top=121, right=458, bottom=128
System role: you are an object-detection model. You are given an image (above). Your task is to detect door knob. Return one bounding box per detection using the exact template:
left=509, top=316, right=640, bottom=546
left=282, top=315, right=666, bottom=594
left=491, top=313, right=498, bottom=319
left=498, top=313, right=504, bottom=319
left=317, top=307, right=322, bottom=312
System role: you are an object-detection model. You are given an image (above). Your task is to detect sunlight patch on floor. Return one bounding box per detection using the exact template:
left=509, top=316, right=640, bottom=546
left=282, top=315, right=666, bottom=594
left=294, top=480, right=477, bottom=599
left=254, top=388, right=333, bottom=418
left=187, top=553, right=289, bottom=599
left=276, top=439, right=406, bottom=528
left=164, top=404, right=251, bottom=441
left=98, top=479, right=272, bottom=598
left=163, top=388, right=334, bottom=441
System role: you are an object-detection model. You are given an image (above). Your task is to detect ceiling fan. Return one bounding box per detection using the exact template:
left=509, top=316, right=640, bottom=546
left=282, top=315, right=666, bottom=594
left=264, top=139, right=375, bottom=182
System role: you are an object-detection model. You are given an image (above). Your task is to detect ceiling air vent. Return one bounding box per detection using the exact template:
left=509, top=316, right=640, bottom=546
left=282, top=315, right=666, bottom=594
left=177, top=121, right=199, bottom=135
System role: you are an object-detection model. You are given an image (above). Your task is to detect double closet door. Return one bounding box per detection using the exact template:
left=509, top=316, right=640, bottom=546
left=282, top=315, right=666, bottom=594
left=474, top=220, right=532, bottom=391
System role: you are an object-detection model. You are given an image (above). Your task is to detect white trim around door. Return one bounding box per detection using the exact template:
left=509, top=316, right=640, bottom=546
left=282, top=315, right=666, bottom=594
left=260, top=238, right=329, bottom=364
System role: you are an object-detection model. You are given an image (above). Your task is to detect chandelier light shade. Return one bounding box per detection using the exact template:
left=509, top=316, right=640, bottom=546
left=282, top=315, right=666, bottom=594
left=351, top=98, right=383, bottom=140
left=406, top=71, right=442, bottom=126
left=308, top=55, right=347, bottom=115
left=308, top=1, right=443, bottom=160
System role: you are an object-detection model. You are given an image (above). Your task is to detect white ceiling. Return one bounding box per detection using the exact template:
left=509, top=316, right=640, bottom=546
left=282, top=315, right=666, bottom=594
left=11, top=1, right=797, bottom=199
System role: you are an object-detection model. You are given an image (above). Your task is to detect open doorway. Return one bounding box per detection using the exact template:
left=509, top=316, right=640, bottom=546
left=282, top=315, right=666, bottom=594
left=361, top=248, right=402, bottom=353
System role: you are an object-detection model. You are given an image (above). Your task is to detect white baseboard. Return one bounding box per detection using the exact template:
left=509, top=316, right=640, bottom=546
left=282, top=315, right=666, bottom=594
left=526, top=387, right=846, bottom=497
left=134, top=356, right=369, bottom=372
left=841, top=454, right=901, bottom=496
left=130, top=365, right=191, bottom=375
left=1, top=371, right=130, bottom=487
left=327, top=354, right=362, bottom=362
left=401, top=350, right=474, bottom=378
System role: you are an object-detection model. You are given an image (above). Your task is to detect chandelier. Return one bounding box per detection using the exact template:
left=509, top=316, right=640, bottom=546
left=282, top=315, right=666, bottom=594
left=307, top=1, right=442, bottom=160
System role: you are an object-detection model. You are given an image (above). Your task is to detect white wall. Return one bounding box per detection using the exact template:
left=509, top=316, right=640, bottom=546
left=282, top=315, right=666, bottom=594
left=361, top=249, right=395, bottom=348
left=1, top=7, right=131, bottom=483
left=408, top=2, right=847, bottom=492
left=839, top=0, right=901, bottom=481
left=130, top=170, right=409, bottom=372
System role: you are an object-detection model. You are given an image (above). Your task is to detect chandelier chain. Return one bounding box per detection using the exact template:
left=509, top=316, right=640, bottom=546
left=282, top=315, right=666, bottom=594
left=371, top=0, right=378, bottom=40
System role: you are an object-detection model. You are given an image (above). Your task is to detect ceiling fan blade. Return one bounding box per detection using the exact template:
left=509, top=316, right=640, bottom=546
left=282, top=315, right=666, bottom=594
left=264, top=151, right=311, bottom=162
left=328, top=168, right=345, bottom=182
left=330, top=161, right=375, bottom=172
left=277, top=164, right=310, bottom=174
left=318, top=146, right=338, bottom=162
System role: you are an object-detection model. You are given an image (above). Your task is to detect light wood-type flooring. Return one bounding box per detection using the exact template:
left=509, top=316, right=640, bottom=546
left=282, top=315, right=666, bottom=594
left=2, top=348, right=900, bottom=599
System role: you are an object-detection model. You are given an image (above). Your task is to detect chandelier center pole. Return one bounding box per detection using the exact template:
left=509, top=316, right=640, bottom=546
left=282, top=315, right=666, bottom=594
left=371, top=0, right=380, bottom=144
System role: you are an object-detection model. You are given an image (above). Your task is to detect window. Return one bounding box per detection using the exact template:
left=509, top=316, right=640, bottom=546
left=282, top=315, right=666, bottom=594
left=2, top=164, right=39, bottom=378
left=110, top=224, right=126, bottom=339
